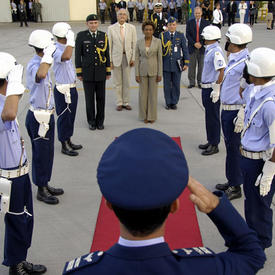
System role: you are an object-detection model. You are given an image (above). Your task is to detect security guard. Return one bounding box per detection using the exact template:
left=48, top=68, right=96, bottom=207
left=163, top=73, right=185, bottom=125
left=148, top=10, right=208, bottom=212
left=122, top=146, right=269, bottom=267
left=98, top=0, right=107, bottom=24
left=215, top=24, right=252, bottom=200
left=63, top=128, right=266, bottom=274
left=127, top=0, right=136, bottom=22
left=0, top=52, right=47, bottom=274
left=199, top=26, right=226, bottom=156
left=240, top=48, right=275, bottom=249
left=161, top=17, right=189, bottom=110
left=75, top=14, right=111, bottom=130
left=25, top=30, right=64, bottom=205
left=151, top=3, right=168, bottom=39
left=52, top=22, right=83, bottom=157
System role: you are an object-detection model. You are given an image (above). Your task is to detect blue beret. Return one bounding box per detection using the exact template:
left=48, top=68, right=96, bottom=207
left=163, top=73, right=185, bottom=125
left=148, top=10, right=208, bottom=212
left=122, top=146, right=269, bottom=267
left=97, top=128, right=189, bottom=210
left=168, top=16, right=177, bottom=23
left=86, top=14, right=98, bottom=22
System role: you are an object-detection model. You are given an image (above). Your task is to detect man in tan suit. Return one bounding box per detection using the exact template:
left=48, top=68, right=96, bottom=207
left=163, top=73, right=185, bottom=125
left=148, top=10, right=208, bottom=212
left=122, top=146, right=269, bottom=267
left=108, top=8, right=137, bottom=110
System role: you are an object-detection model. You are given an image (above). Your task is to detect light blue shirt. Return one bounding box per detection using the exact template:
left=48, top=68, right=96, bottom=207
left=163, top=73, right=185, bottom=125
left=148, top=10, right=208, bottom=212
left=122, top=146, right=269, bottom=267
left=201, top=42, right=226, bottom=84
left=0, top=94, right=26, bottom=169
left=169, top=1, right=176, bottom=9
left=241, top=82, right=275, bottom=152
left=148, top=2, right=154, bottom=10
left=26, top=55, right=54, bottom=110
left=176, top=0, right=183, bottom=8
left=162, top=0, right=169, bottom=8
left=128, top=1, right=135, bottom=8
left=136, top=2, right=145, bottom=10
left=53, top=42, right=76, bottom=84
left=220, top=48, right=249, bottom=105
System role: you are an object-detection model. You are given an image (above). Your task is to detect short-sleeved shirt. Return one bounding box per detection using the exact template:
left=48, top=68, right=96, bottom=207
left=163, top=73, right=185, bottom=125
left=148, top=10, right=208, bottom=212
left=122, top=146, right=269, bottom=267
left=148, top=2, right=154, bottom=10
left=53, top=42, right=76, bottom=84
left=99, top=2, right=107, bottom=10
left=128, top=1, right=135, bottom=8
left=136, top=2, right=145, bottom=10
left=162, top=0, right=169, bottom=8
left=176, top=0, right=183, bottom=8
left=169, top=2, right=176, bottom=9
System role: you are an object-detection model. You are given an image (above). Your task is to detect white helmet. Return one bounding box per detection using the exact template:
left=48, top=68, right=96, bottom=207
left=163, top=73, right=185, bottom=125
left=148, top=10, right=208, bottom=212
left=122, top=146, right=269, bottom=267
left=0, top=52, right=16, bottom=79
left=29, top=30, right=54, bottom=49
left=201, top=25, right=221, bottom=40
left=225, top=23, right=252, bottom=45
left=52, top=22, right=71, bottom=38
left=246, top=47, right=275, bottom=77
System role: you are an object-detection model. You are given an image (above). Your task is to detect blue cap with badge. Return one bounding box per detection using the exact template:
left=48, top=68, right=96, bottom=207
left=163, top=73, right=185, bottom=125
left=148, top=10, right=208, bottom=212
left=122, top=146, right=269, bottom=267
left=97, top=128, right=189, bottom=210
left=168, top=17, right=177, bottom=24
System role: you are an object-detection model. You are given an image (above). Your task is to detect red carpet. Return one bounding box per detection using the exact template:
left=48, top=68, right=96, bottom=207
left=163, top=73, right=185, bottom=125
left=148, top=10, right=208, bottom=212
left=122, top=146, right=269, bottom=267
left=91, top=137, right=203, bottom=252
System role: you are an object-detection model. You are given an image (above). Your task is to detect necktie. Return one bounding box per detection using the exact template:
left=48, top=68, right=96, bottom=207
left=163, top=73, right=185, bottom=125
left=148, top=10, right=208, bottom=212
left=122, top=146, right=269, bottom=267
left=120, top=25, right=125, bottom=50
left=196, top=19, right=199, bottom=42
left=92, top=33, right=96, bottom=39
left=170, top=33, right=174, bottom=41
left=219, top=10, right=221, bottom=21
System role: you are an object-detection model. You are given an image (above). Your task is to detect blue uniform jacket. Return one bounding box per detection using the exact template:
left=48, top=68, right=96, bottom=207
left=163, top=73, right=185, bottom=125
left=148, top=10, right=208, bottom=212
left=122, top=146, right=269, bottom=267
left=161, top=31, right=189, bottom=72
left=63, top=194, right=266, bottom=274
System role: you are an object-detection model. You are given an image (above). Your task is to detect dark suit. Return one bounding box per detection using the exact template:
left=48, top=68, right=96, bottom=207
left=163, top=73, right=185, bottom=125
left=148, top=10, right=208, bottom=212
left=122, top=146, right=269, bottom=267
left=186, top=17, right=210, bottom=86
left=117, top=1, right=126, bottom=9
left=226, top=1, right=237, bottom=26
left=151, top=13, right=167, bottom=38
left=75, top=30, right=111, bottom=128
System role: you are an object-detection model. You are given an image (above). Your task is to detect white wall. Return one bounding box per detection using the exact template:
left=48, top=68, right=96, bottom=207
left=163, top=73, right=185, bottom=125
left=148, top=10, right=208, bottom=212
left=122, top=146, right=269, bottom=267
left=40, top=0, right=70, bottom=22
left=0, top=1, right=12, bottom=22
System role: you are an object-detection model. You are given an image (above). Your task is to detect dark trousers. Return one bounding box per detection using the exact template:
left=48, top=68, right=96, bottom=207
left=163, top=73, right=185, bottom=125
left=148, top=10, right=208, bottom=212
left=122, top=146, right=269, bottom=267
left=177, top=8, right=182, bottom=22
left=25, top=110, right=54, bottom=187
left=128, top=8, right=134, bottom=21
left=241, top=157, right=275, bottom=249
left=110, top=11, right=117, bottom=24
left=163, top=70, right=181, bottom=105
left=100, top=10, right=105, bottom=24
left=250, top=14, right=255, bottom=25
left=228, top=12, right=235, bottom=26
left=54, top=86, right=78, bottom=142
left=3, top=174, right=33, bottom=267
left=188, top=49, right=204, bottom=86
left=19, top=11, right=28, bottom=26
left=221, top=110, right=243, bottom=187
left=170, top=9, right=175, bottom=17
left=222, top=11, right=227, bottom=25
left=83, top=81, right=106, bottom=127
left=148, top=10, right=153, bottom=19
left=137, top=9, right=144, bottom=23
left=201, top=88, right=221, bottom=146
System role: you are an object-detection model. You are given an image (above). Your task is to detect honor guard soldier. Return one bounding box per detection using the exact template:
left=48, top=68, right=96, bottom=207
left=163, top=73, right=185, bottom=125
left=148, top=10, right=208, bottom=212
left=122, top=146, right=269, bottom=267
left=151, top=2, right=168, bottom=38
left=147, top=0, right=154, bottom=19
left=161, top=17, right=189, bottom=110
left=215, top=24, right=252, bottom=200
left=136, top=0, right=145, bottom=23
left=25, top=30, right=64, bottom=205
left=75, top=14, right=111, bottom=130
left=240, top=48, right=275, bottom=249
left=98, top=0, right=107, bottom=24
left=52, top=22, right=83, bottom=157
left=63, top=128, right=265, bottom=274
left=199, top=26, right=226, bottom=156
left=0, top=52, right=47, bottom=275
left=127, top=0, right=136, bottom=22
left=109, top=0, right=118, bottom=24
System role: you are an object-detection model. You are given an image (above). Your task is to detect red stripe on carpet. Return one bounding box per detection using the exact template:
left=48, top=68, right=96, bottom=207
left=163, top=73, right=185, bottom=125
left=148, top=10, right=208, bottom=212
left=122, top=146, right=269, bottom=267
left=91, top=137, right=203, bottom=252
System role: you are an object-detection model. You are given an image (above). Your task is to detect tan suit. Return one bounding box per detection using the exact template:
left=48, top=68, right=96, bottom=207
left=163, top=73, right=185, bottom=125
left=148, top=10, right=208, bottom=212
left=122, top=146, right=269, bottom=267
left=108, top=22, right=137, bottom=106
left=135, top=36, right=162, bottom=121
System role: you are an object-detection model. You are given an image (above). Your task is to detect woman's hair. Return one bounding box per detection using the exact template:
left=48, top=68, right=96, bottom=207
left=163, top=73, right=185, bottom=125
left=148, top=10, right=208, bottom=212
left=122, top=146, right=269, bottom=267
left=142, top=20, right=156, bottom=31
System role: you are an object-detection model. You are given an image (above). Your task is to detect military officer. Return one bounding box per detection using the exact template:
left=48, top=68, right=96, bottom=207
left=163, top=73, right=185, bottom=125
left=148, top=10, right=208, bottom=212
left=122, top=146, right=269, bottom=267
left=161, top=17, right=189, bottom=110
left=52, top=22, right=83, bottom=157
left=75, top=14, right=111, bottom=130
left=63, top=128, right=265, bottom=274
left=151, top=2, right=168, bottom=38
left=25, top=30, right=64, bottom=205
left=240, top=48, right=275, bottom=249
left=215, top=24, right=252, bottom=200
left=199, top=26, right=226, bottom=156
left=127, top=0, right=136, bottom=22
left=98, top=0, right=107, bottom=24
left=0, top=52, right=47, bottom=275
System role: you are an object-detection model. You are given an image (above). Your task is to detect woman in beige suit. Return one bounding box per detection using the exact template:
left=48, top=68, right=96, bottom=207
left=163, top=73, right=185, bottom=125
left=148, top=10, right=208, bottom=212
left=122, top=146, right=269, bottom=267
left=135, top=20, right=163, bottom=123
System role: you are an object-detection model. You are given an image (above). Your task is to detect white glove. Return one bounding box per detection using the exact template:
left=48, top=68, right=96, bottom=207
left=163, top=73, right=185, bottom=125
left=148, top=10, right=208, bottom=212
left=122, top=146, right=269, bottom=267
left=66, top=29, right=75, bottom=48
left=41, top=42, right=56, bottom=64
left=210, top=83, right=220, bottom=103
left=255, top=160, right=275, bottom=196
left=233, top=106, right=245, bottom=133
left=6, top=64, right=25, bottom=97
left=163, top=26, right=168, bottom=31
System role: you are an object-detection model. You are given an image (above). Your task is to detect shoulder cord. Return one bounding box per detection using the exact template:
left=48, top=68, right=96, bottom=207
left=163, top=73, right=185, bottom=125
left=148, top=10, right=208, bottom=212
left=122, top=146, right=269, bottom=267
left=96, top=33, right=108, bottom=64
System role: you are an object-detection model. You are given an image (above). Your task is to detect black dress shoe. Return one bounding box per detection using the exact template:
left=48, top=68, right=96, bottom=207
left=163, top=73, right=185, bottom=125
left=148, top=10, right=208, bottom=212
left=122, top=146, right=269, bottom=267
left=22, top=261, right=47, bottom=274
left=216, top=182, right=229, bottom=191
left=224, top=186, right=242, bottom=200
left=165, top=104, right=171, bottom=110
left=47, top=185, right=64, bottom=196
left=198, top=143, right=209, bottom=150
left=97, top=125, right=104, bottom=130
left=188, top=84, right=195, bottom=88
left=37, top=187, right=59, bottom=205
left=61, top=141, right=78, bottom=156
left=9, top=262, right=29, bottom=275
left=201, top=145, right=219, bottom=156
left=67, top=139, right=83, bottom=150
left=89, top=124, right=96, bottom=130
left=170, top=104, right=177, bottom=110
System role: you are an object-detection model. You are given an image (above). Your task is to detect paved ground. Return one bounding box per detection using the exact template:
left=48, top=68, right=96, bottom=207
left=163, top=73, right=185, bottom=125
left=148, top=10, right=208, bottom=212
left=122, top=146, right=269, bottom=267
left=0, top=21, right=274, bottom=274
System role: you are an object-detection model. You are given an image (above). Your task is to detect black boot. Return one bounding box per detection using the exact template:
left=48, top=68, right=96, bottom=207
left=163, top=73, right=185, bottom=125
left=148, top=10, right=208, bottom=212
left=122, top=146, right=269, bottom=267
left=198, top=143, right=209, bottom=150
left=67, top=139, right=83, bottom=150
left=47, top=184, right=64, bottom=196
left=61, top=141, right=78, bottom=156
left=201, top=145, right=219, bottom=156
left=225, top=186, right=242, bottom=200
left=22, top=261, right=47, bottom=274
left=9, top=262, right=29, bottom=275
left=37, top=186, right=59, bottom=204
left=216, top=182, right=229, bottom=191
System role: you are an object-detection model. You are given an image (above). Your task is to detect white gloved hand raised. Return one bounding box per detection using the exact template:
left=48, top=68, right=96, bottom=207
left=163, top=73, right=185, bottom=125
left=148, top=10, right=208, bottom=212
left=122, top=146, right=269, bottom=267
left=6, top=64, right=25, bottom=97
left=66, top=29, right=75, bottom=48
left=255, top=160, right=275, bottom=196
left=41, top=42, right=56, bottom=64
left=210, top=83, right=220, bottom=103
left=233, top=106, right=245, bottom=133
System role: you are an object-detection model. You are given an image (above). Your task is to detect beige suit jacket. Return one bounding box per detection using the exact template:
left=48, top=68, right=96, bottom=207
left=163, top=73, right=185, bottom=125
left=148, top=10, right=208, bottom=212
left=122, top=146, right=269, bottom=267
left=108, top=22, right=137, bottom=67
left=135, top=36, right=163, bottom=77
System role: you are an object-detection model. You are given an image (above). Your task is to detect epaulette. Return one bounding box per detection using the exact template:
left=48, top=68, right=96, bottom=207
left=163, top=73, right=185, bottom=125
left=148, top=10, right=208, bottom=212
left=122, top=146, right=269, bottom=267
left=63, top=251, right=104, bottom=274
left=171, top=247, right=215, bottom=258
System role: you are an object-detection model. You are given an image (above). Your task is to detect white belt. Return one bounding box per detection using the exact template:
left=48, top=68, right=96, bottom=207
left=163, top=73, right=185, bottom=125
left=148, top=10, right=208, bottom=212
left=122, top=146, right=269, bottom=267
left=201, top=83, right=213, bottom=89
left=240, top=147, right=264, bottom=160
left=222, top=104, right=242, bottom=111
left=29, top=105, right=55, bottom=114
left=56, top=83, right=76, bottom=88
left=0, top=162, right=29, bottom=179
